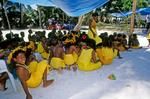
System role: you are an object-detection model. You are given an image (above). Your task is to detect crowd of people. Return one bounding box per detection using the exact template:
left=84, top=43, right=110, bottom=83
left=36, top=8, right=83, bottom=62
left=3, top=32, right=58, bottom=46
left=46, top=17, right=75, bottom=30
left=0, top=13, right=142, bottom=99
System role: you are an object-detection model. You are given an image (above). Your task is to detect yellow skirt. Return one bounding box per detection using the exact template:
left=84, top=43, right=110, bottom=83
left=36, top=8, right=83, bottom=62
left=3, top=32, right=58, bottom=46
left=77, top=61, right=102, bottom=71
left=101, top=58, right=113, bottom=65
left=131, top=46, right=140, bottom=49
left=28, top=61, right=38, bottom=73
left=50, top=57, right=65, bottom=69
left=26, top=60, right=49, bottom=88
left=73, top=52, right=78, bottom=62
left=64, top=54, right=75, bottom=65
left=41, top=52, right=49, bottom=59
left=88, top=28, right=102, bottom=45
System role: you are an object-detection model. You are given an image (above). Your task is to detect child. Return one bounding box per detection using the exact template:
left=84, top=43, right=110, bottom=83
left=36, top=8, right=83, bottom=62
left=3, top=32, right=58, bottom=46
left=36, top=37, right=49, bottom=59
left=96, top=37, right=114, bottom=65
left=88, top=13, right=102, bottom=45
left=12, top=50, right=54, bottom=99
left=130, top=34, right=140, bottom=48
left=64, top=43, right=78, bottom=71
left=77, top=39, right=102, bottom=71
left=49, top=38, right=65, bottom=73
left=122, top=34, right=129, bottom=50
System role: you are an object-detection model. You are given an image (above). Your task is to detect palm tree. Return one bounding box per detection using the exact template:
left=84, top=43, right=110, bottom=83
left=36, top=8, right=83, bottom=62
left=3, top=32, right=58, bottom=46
left=0, top=0, right=7, bottom=29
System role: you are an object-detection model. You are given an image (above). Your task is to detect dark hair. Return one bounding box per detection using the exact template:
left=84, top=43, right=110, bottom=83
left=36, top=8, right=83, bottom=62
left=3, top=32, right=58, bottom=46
left=71, top=31, right=77, bottom=34
left=123, top=34, right=126, bottom=38
left=133, top=34, right=137, bottom=38
left=86, top=39, right=96, bottom=50
left=28, top=29, right=32, bottom=34
left=64, top=42, right=72, bottom=49
left=102, top=37, right=112, bottom=48
left=92, top=13, right=98, bottom=17
left=25, top=48, right=32, bottom=60
left=12, top=49, right=25, bottom=59
left=50, top=38, right=58, bottom=46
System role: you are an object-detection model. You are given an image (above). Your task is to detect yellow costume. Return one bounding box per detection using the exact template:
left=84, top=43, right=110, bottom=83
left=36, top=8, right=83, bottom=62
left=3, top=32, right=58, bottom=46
left=73, top=52, right=78, bottom=62
left=17, top=60, right=49, bottom=88
left=64, top=54, right=75, bottom=65
left=26, top=60, right=49, bottom=88
left=131, top=46, right=140, bottom=49
left=77, top=49, right=101, bottom=71
left=96, top=47, right=114, bottom=65
left=64, top=52, right=78, bottom=65
left=27, top=41, right=35, bottom=51
left=88, top=19, right=102, bottom=45
left=50, top=57, right=65, bottom=69
left=36, top=42, right=49, bottom=59
left=28, top=61, right=38, bottom=73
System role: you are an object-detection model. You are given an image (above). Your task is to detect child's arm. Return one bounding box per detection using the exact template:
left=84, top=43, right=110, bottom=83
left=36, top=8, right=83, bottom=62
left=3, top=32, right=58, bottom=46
left=16, top=68, right=32, bottom=99
left=92, top=50, right=99, bottom=63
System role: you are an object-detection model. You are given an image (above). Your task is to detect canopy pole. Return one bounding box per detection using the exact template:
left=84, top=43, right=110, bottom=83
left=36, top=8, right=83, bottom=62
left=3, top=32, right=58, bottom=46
left=130, top=0, right=137, bottom=35
left=73, top=15, right=84, bottom=31
left=3, top=0, right=12, bottom=35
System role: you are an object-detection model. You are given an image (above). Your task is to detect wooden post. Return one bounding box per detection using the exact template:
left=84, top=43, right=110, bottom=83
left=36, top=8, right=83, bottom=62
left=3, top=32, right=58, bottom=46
left=3, top=0, right=12, bottom=34
left=130, top=0, right=137, bottom=35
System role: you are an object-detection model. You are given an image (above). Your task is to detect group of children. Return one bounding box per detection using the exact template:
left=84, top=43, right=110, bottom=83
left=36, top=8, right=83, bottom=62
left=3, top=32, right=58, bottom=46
left=0, top=29, right=141, bottom=99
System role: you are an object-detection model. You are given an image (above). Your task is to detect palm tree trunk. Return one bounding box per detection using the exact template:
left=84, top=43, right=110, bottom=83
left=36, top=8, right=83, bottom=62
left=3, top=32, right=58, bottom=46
left=38, top=6, right=42, bottom=29
left=130, top=0, right=137, bottom=35
left=20, top=3, right=24, bottom=28
left=3, top=0, right=12, bottom=34
left=1, top=0, right=6, bottom=29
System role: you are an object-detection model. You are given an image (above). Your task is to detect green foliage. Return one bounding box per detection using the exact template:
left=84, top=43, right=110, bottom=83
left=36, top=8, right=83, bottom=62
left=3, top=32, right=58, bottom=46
left=137, top=0, right=149, bottom=8
left=122, top=0, right=132, bottom=11
left=103, top=0, right=149, bottom=13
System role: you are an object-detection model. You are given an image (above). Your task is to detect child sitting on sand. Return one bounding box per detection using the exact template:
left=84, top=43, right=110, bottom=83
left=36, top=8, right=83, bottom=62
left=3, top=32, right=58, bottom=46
left=12, top=49, right=54, bottom=99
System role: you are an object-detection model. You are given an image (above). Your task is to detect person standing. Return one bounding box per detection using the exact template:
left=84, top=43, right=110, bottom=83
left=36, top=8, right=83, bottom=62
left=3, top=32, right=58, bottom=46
left=88, top=13, right=102, bottom=45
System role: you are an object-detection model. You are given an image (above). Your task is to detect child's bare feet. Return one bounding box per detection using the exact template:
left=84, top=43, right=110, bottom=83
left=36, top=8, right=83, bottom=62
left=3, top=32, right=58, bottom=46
left=43, top=79, right=54, bottom=87
left=0, top=83, right=7, bottom=91
left=57, top=68, right=63, bottom=74
left=72, top=65, right=77, bottom=72
left=66, top=65, right=71, bottom=70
